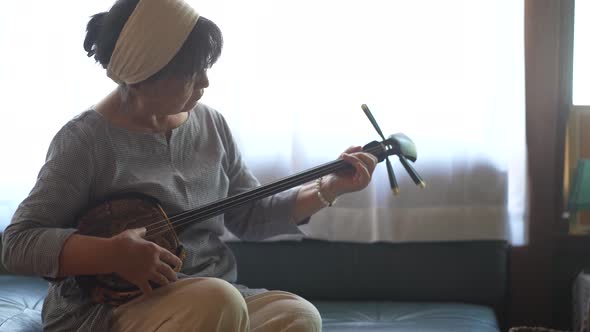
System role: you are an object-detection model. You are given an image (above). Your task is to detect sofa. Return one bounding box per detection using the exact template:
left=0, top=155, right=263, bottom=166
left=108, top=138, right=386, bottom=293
left=0, top=237, right=509, bottom=331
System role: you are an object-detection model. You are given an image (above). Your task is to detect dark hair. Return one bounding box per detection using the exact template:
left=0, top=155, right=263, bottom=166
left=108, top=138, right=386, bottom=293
left=83, top=0, right=223, bottom=82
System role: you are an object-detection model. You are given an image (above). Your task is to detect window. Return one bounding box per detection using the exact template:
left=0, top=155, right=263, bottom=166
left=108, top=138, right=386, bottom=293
left=573, top=0, right=589, bottom=106
left=0, top=0, right=526, bottom=244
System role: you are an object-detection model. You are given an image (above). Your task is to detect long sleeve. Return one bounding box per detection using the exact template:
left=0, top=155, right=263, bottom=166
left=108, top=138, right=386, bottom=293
left=2, top=122, right=94, bottom=278
left=213, top=113, right=308, bottom=241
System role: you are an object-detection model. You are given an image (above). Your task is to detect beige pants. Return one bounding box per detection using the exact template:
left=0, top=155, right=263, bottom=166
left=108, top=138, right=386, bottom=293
left=112, top=278, right=322, bottom=332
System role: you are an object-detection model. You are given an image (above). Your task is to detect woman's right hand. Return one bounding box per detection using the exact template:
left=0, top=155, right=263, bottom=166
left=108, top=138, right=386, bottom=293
left=109, top=228, right=182, bottom=295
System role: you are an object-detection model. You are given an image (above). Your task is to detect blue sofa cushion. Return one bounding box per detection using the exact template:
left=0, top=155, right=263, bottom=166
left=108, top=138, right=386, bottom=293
left=0, top=276, right=46, bottom=331
left=315, top=301, right=499, bottom=332
left=0, top=276, right=499, bottom=332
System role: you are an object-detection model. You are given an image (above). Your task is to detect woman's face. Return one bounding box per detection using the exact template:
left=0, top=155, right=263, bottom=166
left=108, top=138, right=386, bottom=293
left=131, top=70, right=209, bottom=115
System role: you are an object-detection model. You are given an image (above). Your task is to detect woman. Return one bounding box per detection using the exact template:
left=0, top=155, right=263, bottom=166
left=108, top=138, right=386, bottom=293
left=1, top=0, right=377, bottom=331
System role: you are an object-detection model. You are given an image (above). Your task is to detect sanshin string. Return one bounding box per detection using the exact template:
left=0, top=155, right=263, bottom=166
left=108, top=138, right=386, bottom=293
left=103, top=143, right=384, bottom=241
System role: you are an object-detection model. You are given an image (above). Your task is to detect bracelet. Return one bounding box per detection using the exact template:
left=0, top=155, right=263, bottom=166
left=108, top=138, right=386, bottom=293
left=315, top=177, right=337, bottom=207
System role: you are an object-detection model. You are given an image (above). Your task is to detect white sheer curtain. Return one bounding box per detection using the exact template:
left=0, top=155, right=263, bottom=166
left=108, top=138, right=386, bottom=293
left=0, top=0, right=527, bottom=244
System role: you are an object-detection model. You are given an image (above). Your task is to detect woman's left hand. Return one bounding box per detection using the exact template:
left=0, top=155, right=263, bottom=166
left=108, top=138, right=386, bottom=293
left=322, top=146, right=378, bottom=199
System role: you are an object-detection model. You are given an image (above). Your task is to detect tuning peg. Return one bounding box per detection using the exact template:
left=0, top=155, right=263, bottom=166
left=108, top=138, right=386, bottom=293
left=361, top=104, right=386, bottom=141
left=385, top=157, right=400, bottom=195
left=399, top=155, right=426, bottom=188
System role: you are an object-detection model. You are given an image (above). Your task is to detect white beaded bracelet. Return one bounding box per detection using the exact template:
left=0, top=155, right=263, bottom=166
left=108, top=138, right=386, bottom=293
left=315, top=177, right=336, bottom=207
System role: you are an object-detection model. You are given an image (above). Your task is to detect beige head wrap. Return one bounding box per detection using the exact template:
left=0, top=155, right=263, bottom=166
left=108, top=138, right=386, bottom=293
left=107, top=0, right=200, bottom=84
